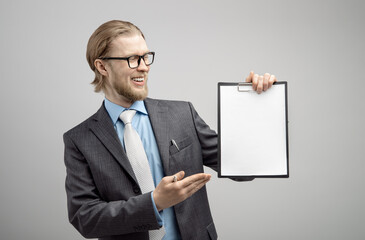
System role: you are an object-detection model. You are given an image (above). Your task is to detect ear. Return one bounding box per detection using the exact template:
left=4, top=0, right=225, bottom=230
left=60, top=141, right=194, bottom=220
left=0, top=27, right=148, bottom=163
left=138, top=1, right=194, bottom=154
left=94, top=59, right=109, bottom=77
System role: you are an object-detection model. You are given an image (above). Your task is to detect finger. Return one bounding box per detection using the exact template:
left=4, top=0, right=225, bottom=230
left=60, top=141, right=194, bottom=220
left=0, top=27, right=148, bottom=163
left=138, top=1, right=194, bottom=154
left=163, top=171, right=185, bottom=185
left=185, top=176, right=211, bottom=197
left=256, top=75, right=263, bottom=94
left=179, top=173, right=210, bottom=188
left=174, top=171, right=185, bottom=181
left=245, top=71, right=254, bottom=83
left=268, top=74, right=276, bottom=88
left=172, top=175, right=177, bottom=182
left=179, top=173, right=209, bottom=188
left=252, top=74, right=259, bottom=91
left=263, top=73, right=270, bottom=91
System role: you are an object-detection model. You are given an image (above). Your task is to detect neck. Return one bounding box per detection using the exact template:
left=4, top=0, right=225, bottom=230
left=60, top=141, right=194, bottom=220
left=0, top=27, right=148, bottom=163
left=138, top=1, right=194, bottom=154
left=104, top=92, right=134, bottom=108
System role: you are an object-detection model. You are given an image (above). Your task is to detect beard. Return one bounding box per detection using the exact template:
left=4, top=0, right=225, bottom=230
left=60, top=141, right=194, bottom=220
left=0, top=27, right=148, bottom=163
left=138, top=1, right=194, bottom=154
left=112, top=79, right=148, bottom=103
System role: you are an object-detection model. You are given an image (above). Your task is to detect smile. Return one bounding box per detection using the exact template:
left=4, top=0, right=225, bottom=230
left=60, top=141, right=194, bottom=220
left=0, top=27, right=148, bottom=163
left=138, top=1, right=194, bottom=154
left=132, top=77, right=144, bottom=82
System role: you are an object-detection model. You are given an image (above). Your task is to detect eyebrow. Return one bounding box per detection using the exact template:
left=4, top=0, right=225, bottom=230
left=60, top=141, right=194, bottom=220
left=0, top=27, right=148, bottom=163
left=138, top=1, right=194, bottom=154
left=125, top=51, right=150, bottom=57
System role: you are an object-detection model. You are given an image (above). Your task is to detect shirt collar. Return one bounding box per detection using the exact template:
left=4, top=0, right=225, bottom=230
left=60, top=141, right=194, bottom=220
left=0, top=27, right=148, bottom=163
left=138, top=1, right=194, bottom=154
left=104, top=98, right=148, bottom=126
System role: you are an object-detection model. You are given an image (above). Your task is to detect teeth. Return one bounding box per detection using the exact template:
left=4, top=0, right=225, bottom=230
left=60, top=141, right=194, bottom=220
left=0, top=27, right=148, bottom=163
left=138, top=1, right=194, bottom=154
left=132, top=77, right=144, bottom=82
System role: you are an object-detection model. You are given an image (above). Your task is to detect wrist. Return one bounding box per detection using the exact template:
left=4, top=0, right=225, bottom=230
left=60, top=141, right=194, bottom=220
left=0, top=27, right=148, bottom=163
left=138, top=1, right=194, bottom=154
left=152, top=191, right=162, bottom=211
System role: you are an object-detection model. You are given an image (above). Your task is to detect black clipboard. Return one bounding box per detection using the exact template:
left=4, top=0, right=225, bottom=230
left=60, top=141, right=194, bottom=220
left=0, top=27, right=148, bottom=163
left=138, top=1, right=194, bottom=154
left=218, top=82, right=289, bottom=178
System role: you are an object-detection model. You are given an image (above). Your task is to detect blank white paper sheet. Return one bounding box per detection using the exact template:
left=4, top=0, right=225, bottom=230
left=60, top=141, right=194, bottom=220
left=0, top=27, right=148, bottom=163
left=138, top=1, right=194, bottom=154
left=218, top=82, right=289, bottom=177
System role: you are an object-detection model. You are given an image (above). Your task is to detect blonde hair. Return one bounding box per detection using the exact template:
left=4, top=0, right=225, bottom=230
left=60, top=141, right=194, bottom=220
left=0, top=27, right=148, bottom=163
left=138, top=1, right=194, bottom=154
left=86, top=20, right=145, bottom=92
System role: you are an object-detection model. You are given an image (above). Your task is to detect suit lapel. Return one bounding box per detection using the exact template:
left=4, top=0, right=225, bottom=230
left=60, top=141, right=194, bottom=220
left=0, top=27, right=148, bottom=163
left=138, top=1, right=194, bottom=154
left=144, top=98, right=171, bottom=175
left=89, top=103, right=138, bottom=184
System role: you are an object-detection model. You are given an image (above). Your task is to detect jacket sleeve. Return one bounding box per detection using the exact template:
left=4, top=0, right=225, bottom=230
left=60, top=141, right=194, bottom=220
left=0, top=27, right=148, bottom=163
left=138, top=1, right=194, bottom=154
left=63, top=132, right=160, bottom=239
left=188, top=102, right=254, bottom=181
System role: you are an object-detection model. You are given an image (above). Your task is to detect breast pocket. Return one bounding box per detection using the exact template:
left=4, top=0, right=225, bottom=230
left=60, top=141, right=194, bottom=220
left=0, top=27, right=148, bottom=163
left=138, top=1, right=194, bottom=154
left=169, top=136, right=192, bottom=155
left=168, top=136, right=195, bottom=173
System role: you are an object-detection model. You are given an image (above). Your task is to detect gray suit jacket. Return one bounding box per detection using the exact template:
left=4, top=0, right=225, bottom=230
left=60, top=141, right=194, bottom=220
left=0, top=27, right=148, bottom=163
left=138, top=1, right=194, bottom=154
left=64, top=98, right=233, bottom=240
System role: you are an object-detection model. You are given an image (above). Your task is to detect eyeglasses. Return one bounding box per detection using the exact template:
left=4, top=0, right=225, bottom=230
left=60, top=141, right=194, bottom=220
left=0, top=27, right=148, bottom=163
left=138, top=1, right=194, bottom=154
left=99, top=52, right=155, bottom=69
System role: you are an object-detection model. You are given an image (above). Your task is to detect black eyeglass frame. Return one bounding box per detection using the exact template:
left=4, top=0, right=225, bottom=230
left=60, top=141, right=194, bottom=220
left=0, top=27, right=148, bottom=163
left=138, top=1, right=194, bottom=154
left=99, top=52, right=155, bottom=69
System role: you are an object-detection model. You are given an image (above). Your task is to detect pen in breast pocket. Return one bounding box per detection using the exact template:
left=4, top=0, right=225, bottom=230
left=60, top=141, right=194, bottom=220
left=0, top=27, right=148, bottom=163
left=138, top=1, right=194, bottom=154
left=171, top=139, right=180, bottom=151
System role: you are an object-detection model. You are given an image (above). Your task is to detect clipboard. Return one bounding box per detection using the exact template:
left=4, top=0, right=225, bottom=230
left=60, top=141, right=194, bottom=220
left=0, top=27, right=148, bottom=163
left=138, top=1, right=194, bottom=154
left=218, top=82, right=289, bottom=178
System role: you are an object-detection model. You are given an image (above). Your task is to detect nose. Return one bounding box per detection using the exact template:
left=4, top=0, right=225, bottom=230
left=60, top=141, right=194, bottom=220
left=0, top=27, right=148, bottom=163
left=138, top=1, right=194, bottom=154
left=137, top=58, right=149, bottom=71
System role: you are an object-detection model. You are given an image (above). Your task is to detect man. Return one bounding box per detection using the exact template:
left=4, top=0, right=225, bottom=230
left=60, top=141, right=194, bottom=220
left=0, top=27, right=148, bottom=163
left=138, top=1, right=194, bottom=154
left=63, top=20, right=277, bottom=240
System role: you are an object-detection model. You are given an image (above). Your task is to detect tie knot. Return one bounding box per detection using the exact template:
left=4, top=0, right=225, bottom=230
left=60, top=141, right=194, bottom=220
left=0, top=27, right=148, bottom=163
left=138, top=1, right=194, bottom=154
left=120, top=110, right=137, bottom=125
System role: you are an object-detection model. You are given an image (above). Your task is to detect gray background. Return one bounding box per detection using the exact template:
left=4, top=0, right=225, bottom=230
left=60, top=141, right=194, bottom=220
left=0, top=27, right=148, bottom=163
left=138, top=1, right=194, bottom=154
left=1, top=0, right=364, bottom=239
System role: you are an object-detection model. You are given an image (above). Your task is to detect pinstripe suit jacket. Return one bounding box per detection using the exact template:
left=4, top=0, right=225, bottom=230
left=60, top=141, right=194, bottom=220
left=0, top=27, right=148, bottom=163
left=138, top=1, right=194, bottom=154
left=64, top=98, right=220, bottom=240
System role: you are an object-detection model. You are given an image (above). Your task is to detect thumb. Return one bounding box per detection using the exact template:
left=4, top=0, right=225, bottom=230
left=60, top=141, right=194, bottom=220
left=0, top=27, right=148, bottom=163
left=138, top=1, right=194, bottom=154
left=246, top=71, right=254, bottom=82
left=174, top=171, right=185, bottom=181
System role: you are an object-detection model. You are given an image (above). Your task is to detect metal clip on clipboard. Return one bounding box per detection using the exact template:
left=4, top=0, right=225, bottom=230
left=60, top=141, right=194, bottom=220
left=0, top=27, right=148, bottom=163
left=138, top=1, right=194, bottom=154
left=237, top=82, right=255, bottom=92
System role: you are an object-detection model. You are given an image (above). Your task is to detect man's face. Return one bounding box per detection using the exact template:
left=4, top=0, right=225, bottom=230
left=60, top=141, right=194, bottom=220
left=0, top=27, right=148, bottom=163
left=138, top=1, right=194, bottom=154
left=104, top=34, right=150, bottom=105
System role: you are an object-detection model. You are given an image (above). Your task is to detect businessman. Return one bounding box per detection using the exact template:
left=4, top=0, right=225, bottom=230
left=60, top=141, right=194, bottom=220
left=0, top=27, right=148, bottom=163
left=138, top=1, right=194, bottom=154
left=63, top=20, right=277, bottom=240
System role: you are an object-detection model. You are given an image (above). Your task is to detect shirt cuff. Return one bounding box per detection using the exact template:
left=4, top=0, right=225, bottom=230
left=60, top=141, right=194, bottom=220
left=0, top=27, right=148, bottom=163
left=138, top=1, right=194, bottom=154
left=151, top=191, right=164, bottom=226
